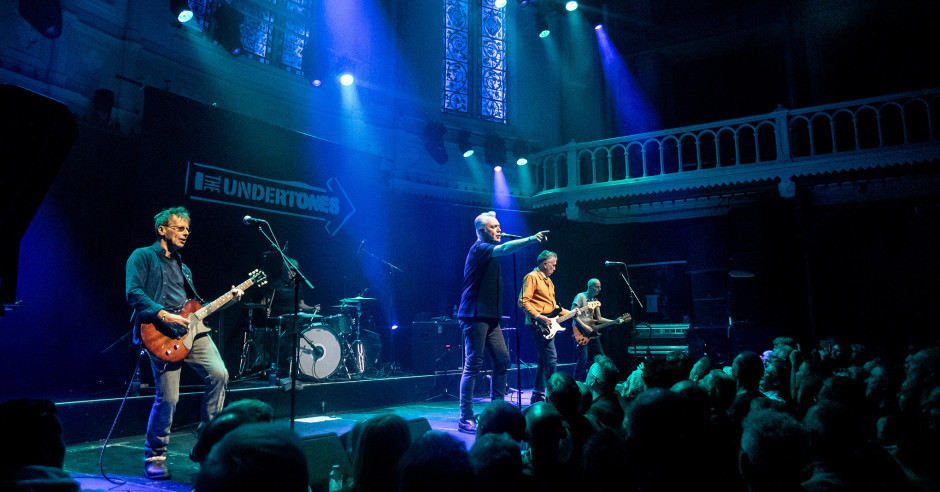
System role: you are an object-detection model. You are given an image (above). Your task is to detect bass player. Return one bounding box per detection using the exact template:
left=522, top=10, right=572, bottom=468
left=125, top=206, right=243, bottom=480
left=572, top=278, right=628, bottom=382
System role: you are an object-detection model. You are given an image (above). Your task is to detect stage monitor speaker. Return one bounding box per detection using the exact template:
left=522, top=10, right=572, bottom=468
left=0, top=85, right=77, bottom=311
left=299, top=432, right=352, bottom=492
left=410, top=321, right=461, bottom=374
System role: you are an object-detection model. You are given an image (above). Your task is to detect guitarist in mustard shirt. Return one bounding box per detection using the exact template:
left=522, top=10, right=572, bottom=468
left=518, top=250, right=569, bottom=404
left=125, top=207, right=243, bottom=480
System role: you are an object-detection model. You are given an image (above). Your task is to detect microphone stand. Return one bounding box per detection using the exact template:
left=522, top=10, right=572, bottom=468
left=616, top=266, right=644, bottom=365
left=247, top=221, right=314, bottom=430
left=359, top=243, right=404, bottom=375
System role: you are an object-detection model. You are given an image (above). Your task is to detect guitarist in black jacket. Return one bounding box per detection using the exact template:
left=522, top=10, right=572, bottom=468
left=125, top=207, right=242, bottom=480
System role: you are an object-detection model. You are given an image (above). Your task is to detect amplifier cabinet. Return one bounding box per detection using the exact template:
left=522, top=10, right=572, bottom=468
left=410, top=321, right=462, bottom=374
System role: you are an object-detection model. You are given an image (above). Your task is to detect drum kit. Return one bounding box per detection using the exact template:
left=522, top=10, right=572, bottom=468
left=235, top=296, right=382, bottom=382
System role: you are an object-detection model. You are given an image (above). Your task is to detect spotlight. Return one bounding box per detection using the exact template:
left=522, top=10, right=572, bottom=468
left=512, top=139, right=531, bottom=166
left=423, top=121, right=448, bottom=165
left=495, top=0, right=507, bottom=7
left=339, top=73, right=355, bottom=86
left=213, top=2, right=244, bottom=56
left=484, top=134, right=507, bottom=169
left=565, top=1, right=578, bottom=11
left=458, top=130, right=474, bottom=158
left=594, top=23, right=603, bottom=30
left=494, top=165, right=503, bottom=172
left=536, top=11, right=550, bottom=38
left=17, top=0, right=62, bottom=38
left=171, top=0, right=193, bottom=23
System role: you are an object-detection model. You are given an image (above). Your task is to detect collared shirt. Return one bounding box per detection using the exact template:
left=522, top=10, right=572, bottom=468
left=126, top=241, right=200, bottom=342
left=518, top=268, right=567, bottom=324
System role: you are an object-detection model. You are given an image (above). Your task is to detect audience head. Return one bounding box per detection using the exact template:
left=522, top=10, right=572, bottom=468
left=469, top=432, right=522, bottom=492
left=190, top=399, right=274, bottom=463
left=524, top=402, right=570, bottom=465
left=352, top=413, right=411, bottom=492
left=771, top=337, right=797, bottom=362
left=193, top=422, right=308, bottom=492
left=689, top=356, right=712, bottom=382
left=732, top=351, right=765, bottom=392
left=816, top=375, right=867, bottom=412
left=476, top=400, right=526, bottom=442
left=399, top=430, right=473, bottom=492
left=0, top=399, right=66, bottom=471
left=587, top=355, right=621, bottom=397
left=546, top=371, right=581, bottom=419
left=899, top=345, right=940, bottom=414
left=701, top=368, right=736, bottom=414
left=739, top=407, right=809, bottom=491
left=802, top=400, right=860, bottom=465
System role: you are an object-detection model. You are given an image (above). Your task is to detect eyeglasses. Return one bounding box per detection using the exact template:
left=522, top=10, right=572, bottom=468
left=165, top=225, right=191, bottom=234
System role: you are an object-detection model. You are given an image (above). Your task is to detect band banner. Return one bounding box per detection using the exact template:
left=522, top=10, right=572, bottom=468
left=185, top=162, right=356, bottom=236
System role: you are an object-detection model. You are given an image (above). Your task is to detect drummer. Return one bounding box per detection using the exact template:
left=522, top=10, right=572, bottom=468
left=266, top=257, right=318, bottom=318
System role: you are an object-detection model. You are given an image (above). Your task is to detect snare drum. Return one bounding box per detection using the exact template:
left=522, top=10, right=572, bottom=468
left=297, top=327, right=343, bottom=380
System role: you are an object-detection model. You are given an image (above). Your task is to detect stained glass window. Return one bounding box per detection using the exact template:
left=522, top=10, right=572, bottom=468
left=443, top=0, right=507, bottom=123
left=443, top=0, right=470, bottom=114
left=480, top=0, right=506, bottom=122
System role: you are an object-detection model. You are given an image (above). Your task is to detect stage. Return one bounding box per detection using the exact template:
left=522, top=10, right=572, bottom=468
left=59, top=365, right=562, bottom=491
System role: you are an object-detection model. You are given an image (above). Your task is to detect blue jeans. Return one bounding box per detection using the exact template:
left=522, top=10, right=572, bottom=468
left=144, top=334, right=228, bottom=457
left=574, top=336, right=605, bottom=382
left=458, top=319, right=509, bottom=420
left=529, top=324, right=557, bottom=395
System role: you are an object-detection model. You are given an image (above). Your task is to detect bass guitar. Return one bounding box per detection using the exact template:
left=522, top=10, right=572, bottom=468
left=141, top=269, right=267, bottom=362
left=573, top=313, right=632, bottom=346
left=534, top=300, right=599, bottom=340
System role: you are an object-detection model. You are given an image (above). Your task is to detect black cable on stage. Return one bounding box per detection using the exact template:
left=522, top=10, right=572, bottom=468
left=97, top=347, right=146, bottom=485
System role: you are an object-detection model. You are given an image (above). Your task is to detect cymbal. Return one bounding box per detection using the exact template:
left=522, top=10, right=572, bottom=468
left=339, top=296, right=376, bottom=303
left=331, top=304, right=357, bottom=308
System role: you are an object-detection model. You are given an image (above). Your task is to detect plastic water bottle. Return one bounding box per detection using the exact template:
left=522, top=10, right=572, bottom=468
left=267, top=363, right=277, bottom=385
left=328, top=464, right=344, bottom=492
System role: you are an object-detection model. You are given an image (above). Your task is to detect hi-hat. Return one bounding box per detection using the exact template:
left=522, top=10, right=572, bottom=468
left=339, top=296, right=376, bottom=303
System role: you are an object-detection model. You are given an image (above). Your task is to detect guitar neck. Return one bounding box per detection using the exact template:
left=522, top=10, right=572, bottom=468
left=553, top=309, right=580, bottom=324
left=194, top=279, right=254, bottom=319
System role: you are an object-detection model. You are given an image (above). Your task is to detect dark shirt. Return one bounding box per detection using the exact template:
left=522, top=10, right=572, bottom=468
left=126, top=241, right=199, bottom=342
left=457, top=240, right=502, bottom=320
left=268, top=281, right=311, bottom=317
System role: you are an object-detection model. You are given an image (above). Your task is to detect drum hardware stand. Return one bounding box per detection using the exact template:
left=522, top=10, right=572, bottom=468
left=357, top=240, right=404, bottom=375
left=247, top=218, right=314, bottom=430
left=233, top=304, right=266, bottom=382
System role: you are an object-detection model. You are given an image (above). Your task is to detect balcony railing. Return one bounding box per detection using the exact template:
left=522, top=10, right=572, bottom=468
left=532, top=88, right=940, bottom=204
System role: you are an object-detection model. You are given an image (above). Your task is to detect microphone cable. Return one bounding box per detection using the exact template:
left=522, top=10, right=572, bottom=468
left=97, top=347, right=146, bottom=485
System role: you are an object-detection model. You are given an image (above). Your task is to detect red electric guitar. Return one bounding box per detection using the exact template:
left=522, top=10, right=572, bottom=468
left=140, top=269, right=267, bottom=362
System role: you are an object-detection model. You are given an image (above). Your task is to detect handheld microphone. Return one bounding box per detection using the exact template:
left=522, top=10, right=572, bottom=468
left=357, top=239, right=366, bottom=254
left=604, top=261, right=626, bottom=267
left=243, top=215, right=267, bottom=225
left=500, top=232, right=523, bottom=239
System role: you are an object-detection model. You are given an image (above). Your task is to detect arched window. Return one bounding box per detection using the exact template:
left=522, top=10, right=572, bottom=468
left=443, top=0, right=507, bottom=123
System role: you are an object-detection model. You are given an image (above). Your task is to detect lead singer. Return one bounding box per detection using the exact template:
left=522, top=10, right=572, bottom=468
left=456, top=211, right=547, bottom=433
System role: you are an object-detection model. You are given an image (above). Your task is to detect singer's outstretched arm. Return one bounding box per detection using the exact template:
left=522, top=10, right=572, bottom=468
left=493, top=230, right=548, bottom=257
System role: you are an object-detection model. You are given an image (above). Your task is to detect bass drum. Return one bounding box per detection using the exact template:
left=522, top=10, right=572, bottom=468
left=297, top=327, right=342, bottom=380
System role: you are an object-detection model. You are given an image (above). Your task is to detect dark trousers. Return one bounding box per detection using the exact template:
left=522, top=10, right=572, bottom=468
left=458, top=318, right=509, bottom=420
left=528, top=324, right=557, bottom=395
left=574, top=336, right=605, bottom=382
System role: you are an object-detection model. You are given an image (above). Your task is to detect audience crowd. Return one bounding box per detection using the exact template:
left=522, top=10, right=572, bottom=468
left=3, top=335, right=939, bottom=491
